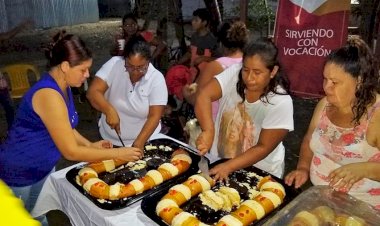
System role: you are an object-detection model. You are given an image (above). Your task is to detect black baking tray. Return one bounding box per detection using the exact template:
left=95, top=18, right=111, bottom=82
left=66, top=138, right=201, bottom=210
left=141, top=159, right=300, bottom=225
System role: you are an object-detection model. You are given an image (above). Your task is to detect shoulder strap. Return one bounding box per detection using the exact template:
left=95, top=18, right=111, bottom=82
left=367, top=101, right=380, bottom=120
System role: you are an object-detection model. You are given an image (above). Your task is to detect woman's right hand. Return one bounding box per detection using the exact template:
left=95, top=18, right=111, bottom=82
left=116, top=147, right=144, bottom=162
left=284, top=168, right=309, bottom=189
left=105, top=106, right=121, bottom=134
left=196, top=130, right=213, bottom=155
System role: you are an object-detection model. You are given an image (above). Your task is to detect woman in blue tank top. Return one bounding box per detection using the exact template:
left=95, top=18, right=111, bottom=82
left=0, top=31, right=143, bottom=215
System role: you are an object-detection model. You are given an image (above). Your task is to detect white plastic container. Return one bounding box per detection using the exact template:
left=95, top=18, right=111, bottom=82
left=264, top=185, right=380, bottom=226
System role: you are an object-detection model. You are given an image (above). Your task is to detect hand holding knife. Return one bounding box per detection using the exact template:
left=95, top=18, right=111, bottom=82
left=115, top=130, right=125, bottom=147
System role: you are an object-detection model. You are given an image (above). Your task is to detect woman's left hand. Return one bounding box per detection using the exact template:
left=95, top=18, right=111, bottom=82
left=91, top=140, right=113, bottom=149
left=328, top=163, right=366, bottom=192
left=210, top=162, right=233, bottom=183
left=196, top=130, right=213, bottom=155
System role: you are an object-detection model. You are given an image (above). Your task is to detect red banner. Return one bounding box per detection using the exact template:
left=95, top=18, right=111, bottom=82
left=274, top=0, right=350, bottom=98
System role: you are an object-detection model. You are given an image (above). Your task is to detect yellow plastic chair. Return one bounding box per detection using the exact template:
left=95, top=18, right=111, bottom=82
left=0, top=64, right=40, bottom=99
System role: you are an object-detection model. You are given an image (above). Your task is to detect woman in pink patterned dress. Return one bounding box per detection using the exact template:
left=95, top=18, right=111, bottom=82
left=285, top=36, right=380, bottom=209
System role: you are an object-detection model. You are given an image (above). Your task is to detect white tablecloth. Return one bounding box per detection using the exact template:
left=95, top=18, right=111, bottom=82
left=31, top=134, right=197, bottom=226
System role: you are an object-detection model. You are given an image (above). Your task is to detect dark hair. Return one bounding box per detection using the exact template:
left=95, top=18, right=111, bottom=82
left=45, top=30, right=92, bottom=68
left=193, top=8, right=211, bottom=26
left=236, top=38, right=290, bottom=103
left=123, top=35, right=151, bottom=60
left=327, top=36, right=380, bottom=124
left=218, top=21, right=248, bottom=53
left=122, top=13, right=138, bottom=25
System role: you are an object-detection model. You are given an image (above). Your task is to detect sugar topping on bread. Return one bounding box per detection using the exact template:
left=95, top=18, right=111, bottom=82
left=146, top=170, right=164, bottom=185
left=189, top=175, right=211, bottom=192
left=156, top=199, right=179, bottom=215
left=159, top=163, right=179, bottom=177
left=172, top=153, right=192, bottom=164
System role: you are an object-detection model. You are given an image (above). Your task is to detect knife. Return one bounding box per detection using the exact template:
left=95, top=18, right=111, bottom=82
left=198, top=155, right=212, bottom=181
left=115, top=130, right=125, bottom=147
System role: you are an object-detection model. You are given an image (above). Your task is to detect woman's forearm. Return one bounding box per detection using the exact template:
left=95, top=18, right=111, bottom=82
left=296, top=136, right=314, bottom=172
left=366, top=162, right=380, bottom=181
left=73, top=129, right=92, bottom=147
left=195, top=94, right=214, bottom=133
left=226, top=129, right=288, bottom=172
left=87, top=90, right=114, bottom=114
left=62, top=145, right=119, bottom=162
left=226, top=145, right=271, bottom=172
left=133, top=106, right=164, bottom=149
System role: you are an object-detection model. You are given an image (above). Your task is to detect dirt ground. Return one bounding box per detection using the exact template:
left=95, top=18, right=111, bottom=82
left=0, top=19, right=122, bottom=75
left=0, top=19, right=318, bottom=225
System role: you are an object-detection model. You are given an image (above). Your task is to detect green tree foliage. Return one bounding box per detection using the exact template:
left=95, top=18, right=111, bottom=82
left=247, top=0, right=275, bottom=36
left=226, top=0, right=275, bottom=37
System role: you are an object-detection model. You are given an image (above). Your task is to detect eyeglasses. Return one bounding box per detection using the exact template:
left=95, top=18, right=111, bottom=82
left=124, top=63, right=148, bottom=73
left=122, top=23, right=137, bottom=29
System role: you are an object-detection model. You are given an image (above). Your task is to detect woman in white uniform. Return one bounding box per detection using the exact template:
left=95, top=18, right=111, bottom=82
left=87, top=36, right=168, bottom=149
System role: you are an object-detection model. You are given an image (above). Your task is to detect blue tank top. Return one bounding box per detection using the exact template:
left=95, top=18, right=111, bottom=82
left=0, top=73, right=78, bottom=186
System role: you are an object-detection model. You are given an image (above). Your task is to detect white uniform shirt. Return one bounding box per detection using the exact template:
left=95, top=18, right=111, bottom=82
left=207, top=63, right=294, bottom=178
left=96, top=57, right=168, bottom=146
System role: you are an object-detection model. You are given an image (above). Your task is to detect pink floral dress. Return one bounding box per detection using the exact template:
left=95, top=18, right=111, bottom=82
left=309, top=102, right=380, bottom=209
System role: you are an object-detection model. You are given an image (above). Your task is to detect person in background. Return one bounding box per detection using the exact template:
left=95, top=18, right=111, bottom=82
left=183, top=20, right=249, bottom=120
left=175, top=8, right=219, bottom=73
left=0, top=19, right=34, bottom=134
left=87, top=36, right=168, bottom=149
left=285, top=36, right=380, bottom=210
left=0, top=31, right=143, bottom=216
left=110, top=13, right=167, bottom=66
left=166, top=8, right=220, bottom=130
left=195, top=38, right=293, bottom=181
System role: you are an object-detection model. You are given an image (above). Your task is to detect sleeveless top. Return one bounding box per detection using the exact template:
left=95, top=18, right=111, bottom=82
left=310, top=102, right=380, bottom=209
left=211, top=57, right=242, bottom=120
left=0, top=73, right=78, bottom=186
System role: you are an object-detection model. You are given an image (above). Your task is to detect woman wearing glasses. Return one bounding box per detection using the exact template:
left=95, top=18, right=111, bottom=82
left=87, top=36, right=168, bottom=149
left=110, top=13, right=167, bottom=65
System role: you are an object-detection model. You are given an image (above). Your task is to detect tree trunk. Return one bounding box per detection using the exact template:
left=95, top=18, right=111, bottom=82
left=240, top=0, right=248, bottom=25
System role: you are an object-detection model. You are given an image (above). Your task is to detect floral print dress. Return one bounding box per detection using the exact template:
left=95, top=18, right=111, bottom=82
left=309, top=102, right=380, bottom=209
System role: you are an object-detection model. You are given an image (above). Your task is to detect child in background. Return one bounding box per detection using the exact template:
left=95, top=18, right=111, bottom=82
left=166, top=8, right=219, bottom=128
left=176, top=8, right=219, bottom=74
left=182, top=20, right=249, bottom=121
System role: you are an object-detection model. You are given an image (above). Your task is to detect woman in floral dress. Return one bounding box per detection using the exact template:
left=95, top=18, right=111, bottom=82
left=285, top=36, right=380, bottom=209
